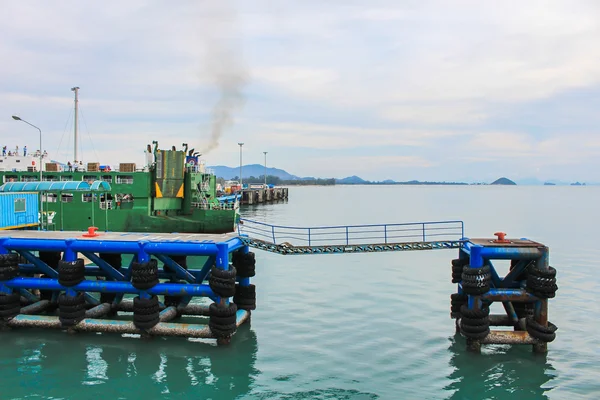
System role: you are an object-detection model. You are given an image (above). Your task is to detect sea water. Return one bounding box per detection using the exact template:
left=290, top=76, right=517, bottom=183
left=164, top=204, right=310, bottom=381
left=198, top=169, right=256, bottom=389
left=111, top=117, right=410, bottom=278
left=0, top=185, right=598, bottom=399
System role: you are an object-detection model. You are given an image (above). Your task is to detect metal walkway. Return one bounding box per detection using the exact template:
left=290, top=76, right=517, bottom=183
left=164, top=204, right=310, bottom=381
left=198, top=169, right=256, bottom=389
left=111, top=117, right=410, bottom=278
left=237, top=219, right=465, bottom=255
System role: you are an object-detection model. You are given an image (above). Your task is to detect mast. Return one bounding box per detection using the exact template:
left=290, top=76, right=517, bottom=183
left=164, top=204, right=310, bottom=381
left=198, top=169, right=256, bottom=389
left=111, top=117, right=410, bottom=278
left=71, top=86, right=80, bottom=162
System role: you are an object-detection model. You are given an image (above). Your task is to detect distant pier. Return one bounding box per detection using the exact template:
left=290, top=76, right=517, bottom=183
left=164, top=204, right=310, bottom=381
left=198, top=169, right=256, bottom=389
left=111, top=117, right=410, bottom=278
left=239, top=187, right=288, bottom=205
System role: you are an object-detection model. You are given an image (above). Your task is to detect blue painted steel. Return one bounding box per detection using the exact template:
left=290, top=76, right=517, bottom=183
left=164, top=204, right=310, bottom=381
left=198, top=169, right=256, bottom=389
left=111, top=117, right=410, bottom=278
left=82, top=252, right=126, bottom=281
left=239, top=218, right=464, bottom=248
left=155, top=254, right=196, bottom=283
left=0, top=192, right=39, bottom=229
left=480, top=288, right=538, bottom=301
left=0, top=180, right=111, bottom=192
left=5, top=277, right=214, bottom=297
left=462, top=240, right=542, bottom=260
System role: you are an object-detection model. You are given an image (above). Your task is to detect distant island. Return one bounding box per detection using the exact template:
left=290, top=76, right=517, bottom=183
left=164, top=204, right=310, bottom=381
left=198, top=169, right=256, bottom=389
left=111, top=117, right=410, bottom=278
left=209, top=164, right=593, bottom=186
left=490, top=177, right=516, bottom=185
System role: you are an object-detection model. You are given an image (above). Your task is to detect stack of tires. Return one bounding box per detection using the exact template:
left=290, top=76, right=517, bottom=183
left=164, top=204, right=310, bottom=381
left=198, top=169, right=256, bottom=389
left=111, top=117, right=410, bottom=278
left=233, top=252, right=256, bottom=311
left=208, top=265, right=238, bottom=338
left=131, top=259, right=160, bottom=331
left=58, top=259, right=86, bottom=326
left=459, top=265, right=492, bottom=340
left=526, top=265, right=558, bottom=342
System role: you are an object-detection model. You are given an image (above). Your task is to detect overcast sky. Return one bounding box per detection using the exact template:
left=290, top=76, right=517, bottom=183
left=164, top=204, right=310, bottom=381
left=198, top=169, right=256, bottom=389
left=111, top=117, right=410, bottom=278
left=1, top=1, right=599, bottom=182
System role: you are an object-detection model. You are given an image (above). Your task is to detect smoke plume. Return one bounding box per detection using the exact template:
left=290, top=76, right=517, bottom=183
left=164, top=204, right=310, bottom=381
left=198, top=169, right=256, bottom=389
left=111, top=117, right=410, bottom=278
left=201, top=3, right=247, bottom=153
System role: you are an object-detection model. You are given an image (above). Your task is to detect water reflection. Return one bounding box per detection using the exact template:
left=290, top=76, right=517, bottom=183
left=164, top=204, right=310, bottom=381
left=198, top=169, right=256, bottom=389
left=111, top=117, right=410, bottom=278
left=0, top=324, right=258, bottom=399
left=445, top=333, right=556, bottom=400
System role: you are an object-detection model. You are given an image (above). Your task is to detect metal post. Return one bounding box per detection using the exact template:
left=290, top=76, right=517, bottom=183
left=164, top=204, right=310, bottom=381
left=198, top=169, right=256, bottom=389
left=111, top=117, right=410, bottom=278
left=238, top=142, right=244, bottom=188
left=72, top=87, right=80, bottom=163
left=263, top=151, right=268, bottom=187
left=11, top=115, right=43, bottom=230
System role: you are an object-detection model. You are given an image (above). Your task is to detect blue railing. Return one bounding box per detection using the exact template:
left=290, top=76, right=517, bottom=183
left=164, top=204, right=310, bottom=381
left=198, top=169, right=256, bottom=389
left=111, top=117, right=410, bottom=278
left=237, top=219, right=464, bottom=247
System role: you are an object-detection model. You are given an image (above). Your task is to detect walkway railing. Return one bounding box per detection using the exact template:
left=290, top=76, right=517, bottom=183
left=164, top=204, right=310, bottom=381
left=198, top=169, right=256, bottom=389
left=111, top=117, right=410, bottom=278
left=237, top=219, right=465, bottom=254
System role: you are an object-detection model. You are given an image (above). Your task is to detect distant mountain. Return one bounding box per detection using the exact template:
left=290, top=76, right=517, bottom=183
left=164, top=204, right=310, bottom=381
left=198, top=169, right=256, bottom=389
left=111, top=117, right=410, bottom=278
left=335, top=175, right=368, bottom=184
left=491, top=177, right=517, bottom=185
left=209, top=164, right=300, bottom=180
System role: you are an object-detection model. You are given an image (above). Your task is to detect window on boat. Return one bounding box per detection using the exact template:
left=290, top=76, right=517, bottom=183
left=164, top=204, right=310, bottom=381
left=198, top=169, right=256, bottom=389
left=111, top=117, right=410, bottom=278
left=22, top=175, right=37, bottom=182
left=102, top=175, right=112, bottom=183
left=43, top=175, right=58, bottom=182
left=4, top=175, right=18, bottom=183
left=43, top=193, right=58, bottom=203
left=82, top=193, right=96, bottom=203
left=116, top=175, right=134, bottom=184
left=15, top=159, right=20, bottom=163
left=83, top=175, right=98, bottom=182
left=60, top=175, right=73, bottom=181
left=99, top=193, right=113, bottom=210
left=61, top=193, right=74, bottom=203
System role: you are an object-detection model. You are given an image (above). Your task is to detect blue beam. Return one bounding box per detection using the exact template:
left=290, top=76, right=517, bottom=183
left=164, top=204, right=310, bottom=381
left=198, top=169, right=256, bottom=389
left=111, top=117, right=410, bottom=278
left=4, top=277, right=215, bottom=297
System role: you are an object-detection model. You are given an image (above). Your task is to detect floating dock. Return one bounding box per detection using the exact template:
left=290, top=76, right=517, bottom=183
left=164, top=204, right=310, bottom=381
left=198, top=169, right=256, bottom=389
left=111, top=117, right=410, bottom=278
left=0, top=229, right=257, bottom=344
left=0, top=220, right=558, bottom=353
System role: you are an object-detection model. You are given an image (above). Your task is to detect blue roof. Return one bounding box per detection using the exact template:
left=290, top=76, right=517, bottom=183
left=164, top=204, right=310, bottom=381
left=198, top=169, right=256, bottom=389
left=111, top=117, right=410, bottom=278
left=0, top=180, right=111, bottom=192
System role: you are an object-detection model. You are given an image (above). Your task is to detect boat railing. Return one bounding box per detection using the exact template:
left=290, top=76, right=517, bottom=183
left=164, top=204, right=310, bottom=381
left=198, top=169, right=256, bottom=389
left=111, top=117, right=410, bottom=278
left=192, top=201, right=238, bottom=211
left=237, top=218, right=465, bottom=246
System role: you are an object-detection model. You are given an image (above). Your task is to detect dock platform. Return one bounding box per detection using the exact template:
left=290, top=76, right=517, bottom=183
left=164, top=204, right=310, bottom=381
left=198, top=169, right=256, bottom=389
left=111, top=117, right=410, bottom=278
left=0, top=229, right=257, bottom=344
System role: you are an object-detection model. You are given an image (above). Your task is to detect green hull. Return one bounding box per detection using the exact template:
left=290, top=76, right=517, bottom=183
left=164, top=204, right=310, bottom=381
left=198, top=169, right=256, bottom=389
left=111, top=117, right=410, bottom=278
left=1, top=149, right=237, bottom=234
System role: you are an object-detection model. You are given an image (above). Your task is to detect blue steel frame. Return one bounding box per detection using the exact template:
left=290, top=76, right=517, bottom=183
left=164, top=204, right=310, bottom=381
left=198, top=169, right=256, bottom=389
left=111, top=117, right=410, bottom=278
left=0, top=234, right=251, bottom=340
left=457, top=238, right=551, bottom=352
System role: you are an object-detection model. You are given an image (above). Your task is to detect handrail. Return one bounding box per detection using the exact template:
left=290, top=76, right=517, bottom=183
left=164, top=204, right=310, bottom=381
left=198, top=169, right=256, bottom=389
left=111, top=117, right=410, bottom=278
left=238, top=218, right=464, bottom=247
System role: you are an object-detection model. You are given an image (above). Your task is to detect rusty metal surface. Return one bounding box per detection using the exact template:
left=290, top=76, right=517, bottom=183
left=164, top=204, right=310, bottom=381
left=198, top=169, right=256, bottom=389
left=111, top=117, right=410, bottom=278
left=469, top=238, right=545, bottom=248
left=488, top=315, right=514, bottom=326
left=159, top=306, right=178, bottom=322
left=481, top=289, right=538, bottom=302
left=19, top=300, right=51, bottom=315
left=479, top=330, right=539, bottom=345
left=85, top=303, right=112, bottom=318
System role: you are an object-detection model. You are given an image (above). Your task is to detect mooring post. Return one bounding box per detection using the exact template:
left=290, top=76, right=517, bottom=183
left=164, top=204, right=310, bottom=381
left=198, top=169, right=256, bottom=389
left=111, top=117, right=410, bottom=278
left=137, top=241, right=152, bottom=300
left=466, top=244, right=484, bottom=352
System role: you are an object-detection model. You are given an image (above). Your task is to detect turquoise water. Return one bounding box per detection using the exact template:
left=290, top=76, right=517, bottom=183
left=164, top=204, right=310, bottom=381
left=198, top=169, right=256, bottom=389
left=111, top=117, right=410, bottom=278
left=1, top=185, right=599, bottom=399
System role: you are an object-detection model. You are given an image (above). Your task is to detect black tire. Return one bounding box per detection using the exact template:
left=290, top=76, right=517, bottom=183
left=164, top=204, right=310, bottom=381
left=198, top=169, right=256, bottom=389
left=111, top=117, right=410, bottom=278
left=462, top=265, right=490, bottom=276
left=0, top=253, right=19, bottom=266
left=209, top=276, right=236, bottom=298
left=526, top=318, right=557, bottom=333
left=210, top=266, right=237, bottom=280
left=59, top=309, right=86, bottom=320
left=131, top=260, right=159, bottom=290
left=0, top=264, right=19, bottom=281
left=58, top=259, right=85, bottom=287
left=460, top=304, right=490, bottom=319
left=210, top=314, right=237, bottom=326
left=133, top=295, right=159, bottom=312
left=209, top=302, right=237, bottom=317
left=460, top=322, right=490, bottom=334
left=461, top=328, right=490, bottom=340
left=209, top=322, right=236, bottom=338
left=529, top=266, right=556, bottom=279
left=59, top=302, right=87, bottom=313
left=233, top=251, right=256, bottom=266
left=0, top=292, right=20, bottom=305
left=134, top=312, right=161, bottom=323
left=461, top=316, right=489, bottom=326
left=60, top=317, right=84, bottom=327
left=450, top=293, right=467, bottom=303
left=58, top=292, right=85, bottom=307
left=0, top=305, right=21, bottom=318
left=236, top=265, right=256, bottom=278
left=134, top=317, right=160, bottom=330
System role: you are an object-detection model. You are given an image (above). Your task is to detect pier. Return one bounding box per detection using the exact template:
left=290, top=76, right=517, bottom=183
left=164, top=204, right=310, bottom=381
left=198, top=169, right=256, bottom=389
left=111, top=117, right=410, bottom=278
left=239, top=187, right=288, bottom=205
left=0, top=219, right=557, bottom=353
left=0, top=230, right=256, bottom=344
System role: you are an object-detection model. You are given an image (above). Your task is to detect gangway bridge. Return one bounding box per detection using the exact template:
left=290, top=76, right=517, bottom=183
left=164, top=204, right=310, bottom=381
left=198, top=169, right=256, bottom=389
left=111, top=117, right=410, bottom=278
left=237, top=218, right=465, bottom=255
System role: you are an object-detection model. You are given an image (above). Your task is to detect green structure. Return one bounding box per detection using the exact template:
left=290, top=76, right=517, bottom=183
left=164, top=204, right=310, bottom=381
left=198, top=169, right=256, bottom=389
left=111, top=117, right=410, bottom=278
left=0, top=143, right=237, bottom=233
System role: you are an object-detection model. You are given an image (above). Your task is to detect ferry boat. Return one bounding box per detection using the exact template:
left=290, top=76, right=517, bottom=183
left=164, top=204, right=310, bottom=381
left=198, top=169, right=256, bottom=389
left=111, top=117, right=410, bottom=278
left=0, top=88, right=238, bottom=233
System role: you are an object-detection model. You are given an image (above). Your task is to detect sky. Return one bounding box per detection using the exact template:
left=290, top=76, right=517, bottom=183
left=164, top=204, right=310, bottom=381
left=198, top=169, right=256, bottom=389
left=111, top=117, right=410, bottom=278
left=1, top=0, right=600, bottom=183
